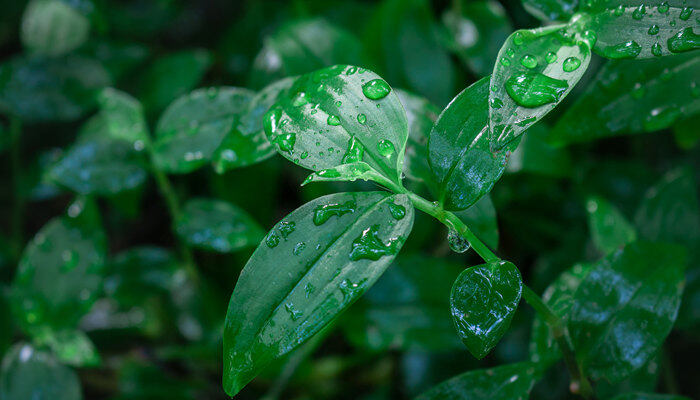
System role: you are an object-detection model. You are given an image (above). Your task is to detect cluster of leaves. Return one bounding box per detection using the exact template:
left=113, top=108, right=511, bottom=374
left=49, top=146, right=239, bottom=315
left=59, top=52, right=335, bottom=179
left=0, top=0, right=698, bottom=399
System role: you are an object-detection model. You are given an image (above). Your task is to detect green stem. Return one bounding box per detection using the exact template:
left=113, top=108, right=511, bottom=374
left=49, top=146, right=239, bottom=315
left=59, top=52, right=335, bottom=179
left=9, top=116, right=24, bottom=260
left=521, top=285, right=593, bottom=399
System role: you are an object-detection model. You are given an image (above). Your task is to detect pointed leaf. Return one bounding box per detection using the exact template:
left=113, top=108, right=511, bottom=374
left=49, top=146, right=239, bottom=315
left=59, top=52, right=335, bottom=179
left=97, top=88, right=150, bottom=146
left=586, top=196, right=637, bottom=254
left=489, top=23, right=592, bottom=150
left=264, top=64, right=408, bottom=184
left=569, top=241, right=687, bottom=382
left=428, top=77, right=518, bottom=211
left=176, top=198, right=264, bottom=253
left=450, top=260, right=522, bottom=359
left=21, top=0, right=89, bottom=57
left=415, top=362, right=541, bottom=400
left=223, top=191, right=414, bottom=396
left=396, top=89, right=439, bottom=188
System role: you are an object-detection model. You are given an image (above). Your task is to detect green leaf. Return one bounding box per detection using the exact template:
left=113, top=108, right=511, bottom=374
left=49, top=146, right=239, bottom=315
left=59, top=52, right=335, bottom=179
left=521, top=0, right=578, bottom=21
left=137, top=49, right=212, bottom=113
left=97, top=88, right=150, bottom=146
left=529, top=263, right=591, bottom=365
left=0, top=344, right=82, bottom=400
left=415, top=362, right=541, bottom=400
left=212, top=78, right=294, bottom=173
left=153, top=87, right=254, bottom=173
left=610, top=393, right=691, bottom=400
left=264, top=65, right=408, bottom=184
left=364, top=0, right=456, bottom=105
left=10, top=199, right=106, bottom=334
left=450, top=260, right=522, bottom=359
left=0, top=55, right=111, bottom=122
left=428, top=76, right=518, bottom=211
left=342, top=253, right=465, bottom=352
left=223, top=191, right=414, bottom=396
left=21, top=0, right=90, bottom=57
left=251, top=18, right=364, bottom=89
left=673, top=114, right=700, bottom=150
left=568, top=241, right=687, bottom=382
left=489, top=23, right=592, bottom=150
left=176, top=198, right=264, bottom=253
left=453, top=195, right=499, bottom=250
left=33, top=327, right=100, bottom=367
left=549, top=53, right=699, bottom=145
left=0, top=291, right=11, bottom=357
left=586, top=196, right=637, bottom=255
left=441, top=0, right=513, bottom=76
left=47, top=138, right=148, bottom=196
left=585, top=3, right=698, bottom=59
left=395, top=89, right=439, bottom=188
left=505, top=124, right=572, bottom=177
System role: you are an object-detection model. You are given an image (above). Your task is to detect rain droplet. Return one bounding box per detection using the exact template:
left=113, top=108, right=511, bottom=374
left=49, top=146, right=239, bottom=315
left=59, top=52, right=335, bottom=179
left=562, top=57, right=581, bottom=72
left=349, top=225, right=401, bottom=261
left=447, top=228, right=470, bottom=253
left=679, top=7, right=692, bottom=21
left=388, top=202, right=406, bottom=220
left=362, top=79, right=391, bottom=100
left=512, top=32, right=524, bottom=45
left=600, top=40, right=642, bottom=59
left=500, top=58, right=511, bottom=67
left=357, top=113, right=367, bottom=124
left=327, top=114, right=341, bottom=126
left=278, top=221, right=295, bottom=238
left=490, top=97, right=504, bottom=109
left=658, top=1, right=669, bottom=14
left=292, top=92, right=308, bottom=107
left=520, top=55, right=537, bottom=69
left=651, top=42, right=663, bottom=56
left=632, top=4, right=646, bottom=20
left=285, top=303, right=303, bottom=321
left=545, top=52, right=557, bottom=64
left=648, top=24, right=660, bottom=35
left=342, top=137, right=365, bottom=163
left=266, top=232, right=280, bottom=248
left=667, top=27, right=699, bottom=53
left=313, top=200, right=356, bottom=225
left=504, top=72, right=569, bottom=108
left=643, top=106, right=681, bottom=131
left=377, top=140, right=395, bottom=157
left=293, top=242, right=306, bottom=255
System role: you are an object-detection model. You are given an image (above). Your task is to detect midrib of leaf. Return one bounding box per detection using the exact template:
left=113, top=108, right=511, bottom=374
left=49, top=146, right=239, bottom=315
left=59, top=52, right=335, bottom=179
left=437, top=125, right=489, bottom=206
left=239, top=194, right=394, bottom=354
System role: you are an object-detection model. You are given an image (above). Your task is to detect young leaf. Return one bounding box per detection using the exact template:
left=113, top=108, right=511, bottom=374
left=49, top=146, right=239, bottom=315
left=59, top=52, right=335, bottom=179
left=395, top=89, right=439, bottom=188
left=549, top=53, right=699, bottom=145
left=453, top=195, right=499, bottom=250
left=212, top=78, right=294, bottom=173
left=489, top=23, right=592, bottom=150
left=10, top=199, right=106, bottom=334
left=415, top=362, right=541, bottom=400
left=0, top=344, right=82, bottom=400
left=611, top=393, right=691, bottom=400
left=223, top=191, right=414, bottom=396
left=342, top=253, right=465, bottom=352
left=153, top=87, right=254, bottom=173
left=428, top=76, right=518, bottom=211
left=450, top=260, right=522, bottom=359
left=521, top=0, right=578, bottom=21
left=568, top=241, right=687, bottom=382
left=585, top=3, right=698, bottom=59
left=33, top=327, right=100, bottom=367
left=0, top=55, right=110, bottom=122
left=586, top=196, right=637, bottom=255
left=250, top=18, right=364, bottom=89
left=529, top=263, right=591, bottom=365
left=175, top=198, right=264, bottom=253
left=441, top=0, right=513, bottom=76
left=47, top=138, right=148, bottom=196
left=21, top=0, right=90, bottom=57
left=264, top=65, right=408, bottom=184
left=97, top=88, right=150, bottom=146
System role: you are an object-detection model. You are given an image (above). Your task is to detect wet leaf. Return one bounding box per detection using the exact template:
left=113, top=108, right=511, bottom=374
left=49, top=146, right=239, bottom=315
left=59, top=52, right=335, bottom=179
left=569, top=241, right=687, bottom=382
left=251, top=18, right=364, bottom=89
left=97, top=88, right=150, bottom=146
left=489, top=23, right=592, bottom=150
left=428, top=77, right=518, bottom=211
left=550, top=53, right=699, bottom=145
left=522, top=0, right=578, bottom=21
left=0, top=55, right=110, bottom=122
left=153, top=87, right=254, bottom=173
left=47, top=138, right=147, bottom=196
left=416, top=362, right=541, bottom=400
left=0, top=344, right=82, bottom=400
left=264, top=65, right=408, bottom=184
left=223, top=191, right=414, bottom=396
left=21, top=0, right=90, bottom=57
left=176, top=198, right=264, bottom=253
left=450, top=260, right=522, bottom=359
left=586, top=196, right=637, bottom=255
left=395, top=89, right=440, bottom=188
left=441, top=0, right=513, bottom=76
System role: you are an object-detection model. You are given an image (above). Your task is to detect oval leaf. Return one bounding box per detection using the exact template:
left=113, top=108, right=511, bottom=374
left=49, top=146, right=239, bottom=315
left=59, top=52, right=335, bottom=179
left=97, top=88, right=150, bottom=147
left=450, top=260, right=522, bottom=359
left=223, top=191, right=414, bottom=396
left=586, top=196, right=637, bottom=255
left=176, top=198, right=264, bottom=253
left=264, top=64, right=408, bottom=184
left=489, top=23, right=592, bottom=150
left=21, top=0, right=89, bottom=57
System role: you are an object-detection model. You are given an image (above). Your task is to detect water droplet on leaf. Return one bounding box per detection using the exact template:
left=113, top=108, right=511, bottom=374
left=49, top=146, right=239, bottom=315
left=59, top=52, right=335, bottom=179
left=504, top=72, right=569, bottom=108
left=362, top=79, right=391, bottom=100
left=447, top=228, right=470, bottom=253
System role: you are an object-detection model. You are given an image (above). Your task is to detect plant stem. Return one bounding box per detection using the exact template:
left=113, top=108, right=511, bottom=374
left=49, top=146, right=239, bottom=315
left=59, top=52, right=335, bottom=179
left=521, top=285, right=593, bottom=399
left=9, top=116, right=24, bottom=260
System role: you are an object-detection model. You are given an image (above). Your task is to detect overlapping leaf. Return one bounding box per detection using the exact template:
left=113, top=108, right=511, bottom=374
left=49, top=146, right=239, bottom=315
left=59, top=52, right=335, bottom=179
left=586, top=196, right=637, bottom=254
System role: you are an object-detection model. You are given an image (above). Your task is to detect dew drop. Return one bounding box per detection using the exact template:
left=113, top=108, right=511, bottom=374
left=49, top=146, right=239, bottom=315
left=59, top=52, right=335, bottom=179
left=545, top=52, right=557, bottom=64
left=357, top=113, right=367, bottom=124
left=667, top=27, right=699, bottom=53
left=388, top=202, right=406, bottom=220
left=500, top=58, right=511, bottom=67
left=651, top=42, right=663, bottom=56
left=648, top=24, right=660, bottom=35
left=632, top=4, right=646, bottom=20
left=447, top=228, right=470, bottom=253
left=362, top=79, right=391, bottom=100
left=562, top=57, right=581, bottom=72
left=601, top=40, right=642, bottom=59
left=265, top=233, right=280, bottom=248
left=293, top=242, right=306, bottom=256
left=327, top=114, right=341, bottom=126
left=658, top=1, right=669, bottom=14
left=679, top=7, right=693, bottom=21
left=377, top=140, right=395, bottom=157
left=513, top=32, right=524, bottom=45
left=348, top=225, right=401, bottom=261
left=504, top=72, right=569, bottom=108
left=313, top=200, right=356, bottom=225
left=519, top=55, right=538, bottom=69
left=342, top=136, right=365, bottom=163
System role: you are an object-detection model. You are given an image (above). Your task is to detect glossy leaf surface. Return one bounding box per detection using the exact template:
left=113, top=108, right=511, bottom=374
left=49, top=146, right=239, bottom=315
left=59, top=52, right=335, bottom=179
left=0, top=344, right=82, bottom=400
left=550, top=53, right=699, bottom=144
left=98, top=88, right=150, bottom=146
left=586, top=196, right=637, bottom=254
left=522, top=0, right=578, bottom=21
left=428, top=77, right=518, bottom=211
left=450, top=261, right=522, bottom=359
left=176, top=198, right=264, bottom=253
left=569, top=241, right=687, bottom=381
left=21, top=0, right=89, bottom=57
left=264, top=65, right=408, bottom=184
left=0, top=55, right=110, bottom=122
left=396, top=89, right=439, bottom=187
left=153, top=87, right=254, bottom=173
left=223, top=191, right=414, bottom=396
left=416, top=362, right=541, bottom=400
left=490, top=23, right=592, bottom=150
